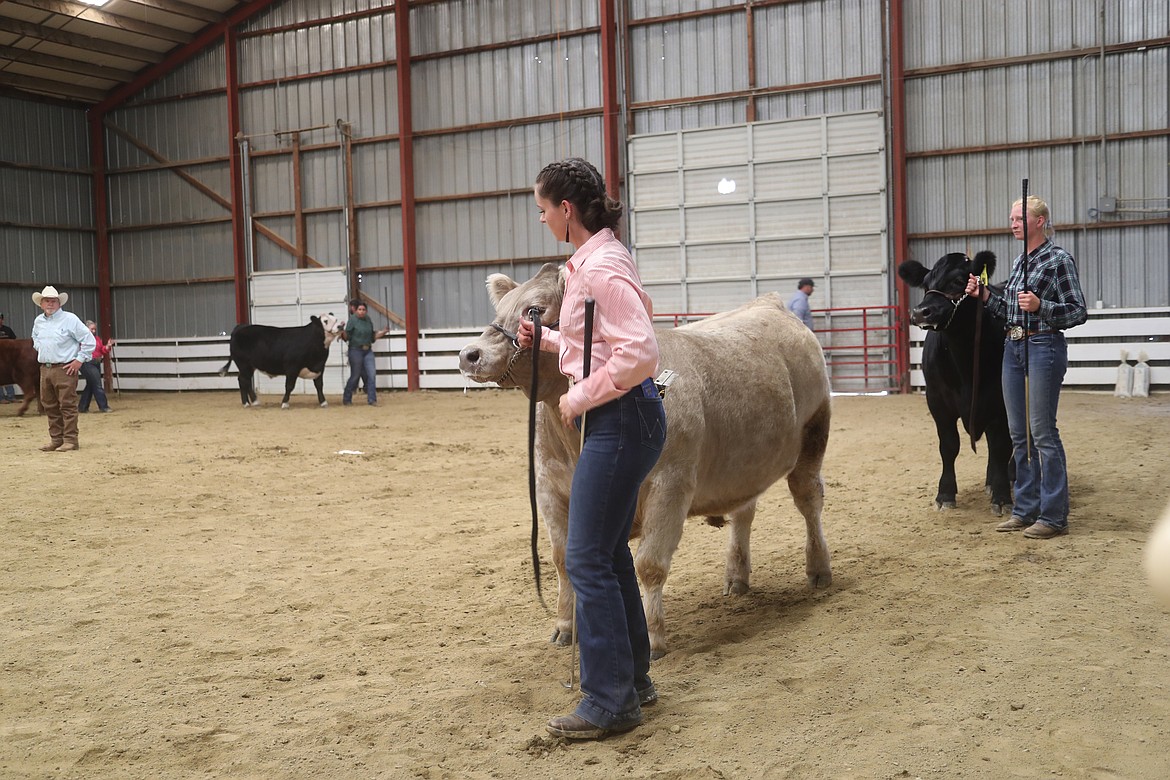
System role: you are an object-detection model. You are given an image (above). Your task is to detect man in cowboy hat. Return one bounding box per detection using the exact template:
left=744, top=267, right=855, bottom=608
left=30, top=285, right=95, bottom=452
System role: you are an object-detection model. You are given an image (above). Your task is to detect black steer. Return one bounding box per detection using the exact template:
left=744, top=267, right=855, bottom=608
left=219, top=314, right=342, bottom=409
left=899, top=251, right=1013, bottom=514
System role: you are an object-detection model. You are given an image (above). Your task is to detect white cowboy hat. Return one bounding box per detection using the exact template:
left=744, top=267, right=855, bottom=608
left=32, top=285, right=68, bottom=306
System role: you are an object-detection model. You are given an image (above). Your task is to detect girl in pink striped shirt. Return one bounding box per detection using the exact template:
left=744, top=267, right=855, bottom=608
left=519, top=158, right=667, bottom=740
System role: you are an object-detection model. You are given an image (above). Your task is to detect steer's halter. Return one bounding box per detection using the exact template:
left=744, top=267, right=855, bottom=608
left=920, top=288, right=970, bottom=330
left=488, top=318, right=559, bottom=387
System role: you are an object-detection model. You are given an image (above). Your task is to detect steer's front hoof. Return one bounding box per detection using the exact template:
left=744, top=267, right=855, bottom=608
left=808, top=571, right=832, bottom=589
left=723, top=579, right=749, bottom=596
left=549, top=628, right=573, bottom=647
left=319, top=401, right=329, bottom=408
left=935, top=497, right=957, bottom=510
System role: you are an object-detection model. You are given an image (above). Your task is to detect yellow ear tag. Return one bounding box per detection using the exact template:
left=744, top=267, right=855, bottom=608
left=979, top=268, right=990, bottom=286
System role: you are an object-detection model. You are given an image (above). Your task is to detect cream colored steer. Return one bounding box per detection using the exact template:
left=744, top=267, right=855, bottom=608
left=459, top=263, right=833, bottom=658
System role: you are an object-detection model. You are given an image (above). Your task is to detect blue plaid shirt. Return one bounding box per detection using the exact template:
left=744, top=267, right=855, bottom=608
left=986, top=239, right=1088, bottom=331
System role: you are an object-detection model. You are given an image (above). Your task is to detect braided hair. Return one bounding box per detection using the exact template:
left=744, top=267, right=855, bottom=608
left=535, top=158, right=624, bottom=235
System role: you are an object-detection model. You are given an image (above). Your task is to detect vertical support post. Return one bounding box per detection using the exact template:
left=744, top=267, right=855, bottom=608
left=599, top=0, right=620, bottom=198
left=89, top=110, right=113, bottom=390
left=292, top=131, right=306, bottom=269
left=225, top=24, right=249, bottom=324
left=745, top=2, right=757, bottom=123
left=888, top=0, right=911, bottom=393
left=341, top=122, right=360, bottom=300
left=395, top=0, right=420, bottom=390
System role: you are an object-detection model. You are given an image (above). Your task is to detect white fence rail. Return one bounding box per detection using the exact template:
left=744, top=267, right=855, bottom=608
left=910, top=307, right=1170, bottom=389
left=106, top=327, right=490, bottom=394
left=37, top=308, right=1170, bottom=398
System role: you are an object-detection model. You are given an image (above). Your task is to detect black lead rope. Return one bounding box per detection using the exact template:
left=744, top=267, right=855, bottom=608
left=527, top=307, right=547, bottom=610
left=969, top=278, right=984, bottom=453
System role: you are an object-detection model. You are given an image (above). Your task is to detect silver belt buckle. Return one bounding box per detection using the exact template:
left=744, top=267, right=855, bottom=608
left=1008, top=326, right=1025, bottom=341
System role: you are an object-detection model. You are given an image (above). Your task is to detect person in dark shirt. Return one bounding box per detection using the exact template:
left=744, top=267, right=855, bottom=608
left=342, top=302, right=388, bottom=406
left=965, top=195, right=1087, bottom=539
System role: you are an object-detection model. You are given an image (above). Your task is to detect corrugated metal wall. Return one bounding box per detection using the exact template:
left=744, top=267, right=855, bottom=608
left=902, top=0, right=1169, bottom=309
left=407, top=0, right=604, bottom=329
left=0, top=95, right=95, bottom=331
left=628, top=0, right=885, bottom=133
left=5, top=0, right=1165, bottom=356
left=106, top=43, right=235, bottom=338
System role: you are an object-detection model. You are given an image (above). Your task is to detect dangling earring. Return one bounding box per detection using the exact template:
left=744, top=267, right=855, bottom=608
left=564, top=209, right=570, bottom=243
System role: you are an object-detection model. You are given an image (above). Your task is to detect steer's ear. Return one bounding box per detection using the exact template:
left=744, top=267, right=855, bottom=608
left=486, top=274, right=517, bottom=306
left=897, top=260, right=928, bottom=288
left=972, top=251, right=996, bottom=280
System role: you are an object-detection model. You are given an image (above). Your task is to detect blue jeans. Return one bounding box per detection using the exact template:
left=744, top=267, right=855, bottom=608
left=567, top=379, right=666, bottom=730
left=0, top=384, right=13, bottom=401
left=78, top=360, right=110, bottom=412
left=343, top=347, right=376, bottom=404
left=1002, top=333, right=1070, bottom=530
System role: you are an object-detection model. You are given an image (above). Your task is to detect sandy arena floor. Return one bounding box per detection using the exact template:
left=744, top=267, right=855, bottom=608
left=2, top=389, right=1168, bottom=779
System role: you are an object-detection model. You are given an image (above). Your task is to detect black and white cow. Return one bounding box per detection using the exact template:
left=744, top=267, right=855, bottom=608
left=218, top=314, right=343, bottom=409
left=899, top=252, right=1013, bottom=514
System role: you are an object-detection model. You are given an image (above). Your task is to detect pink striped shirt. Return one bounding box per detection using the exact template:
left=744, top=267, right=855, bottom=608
left=537, top=228, right=660, bottom=416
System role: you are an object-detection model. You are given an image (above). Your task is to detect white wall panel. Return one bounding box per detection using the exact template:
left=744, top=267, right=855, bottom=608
left=635, top=246, right=682, bottom=283
left=754, top=118, right=823, bottom=159
left=756, top=237, right=825, bottom=278
left=687, top=242, right=751, bottom=279
left=629, top=133, right=679, bottom=171
left=682, top=165, right=748, bottom=204
left=631, top=171, right=682, bottom=207
left=684, top=204, right=749, bottom=242
left=755, top=160, right=822, bottom=199
left=755, top=199, right=824, bottom=239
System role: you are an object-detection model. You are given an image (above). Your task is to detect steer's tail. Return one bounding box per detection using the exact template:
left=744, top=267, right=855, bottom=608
left=218, top=359, right=233, bottom=376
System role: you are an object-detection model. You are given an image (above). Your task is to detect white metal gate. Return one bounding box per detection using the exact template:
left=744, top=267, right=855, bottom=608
left=248, top=268, right=349, bottom=397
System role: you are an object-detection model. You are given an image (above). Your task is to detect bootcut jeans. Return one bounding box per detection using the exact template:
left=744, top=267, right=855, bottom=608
left=343, top=346, right=376, bottom=405
left=566, top=379, right=666, bottom=731
left=1002, top=332, right=1070, bottom=530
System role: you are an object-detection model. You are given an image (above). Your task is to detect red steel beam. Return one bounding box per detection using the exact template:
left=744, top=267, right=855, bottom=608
left=599, top=0, right=620, bottom=198
left=89, top=111, right=113, bottom=390
left=225, top=24, right=249, bottom=324
left=888, top=0, right=911, bottom=393
left=92, top=0, right=286, bottom=116
left=396, top=0, right=420, bottom=391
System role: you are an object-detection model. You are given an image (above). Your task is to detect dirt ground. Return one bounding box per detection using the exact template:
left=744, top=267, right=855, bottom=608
left=2, top=388, right=1168, bottom=779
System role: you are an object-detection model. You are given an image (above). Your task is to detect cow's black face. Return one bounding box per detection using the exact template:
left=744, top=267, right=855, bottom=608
left=899, top=251, right=996, bottom=330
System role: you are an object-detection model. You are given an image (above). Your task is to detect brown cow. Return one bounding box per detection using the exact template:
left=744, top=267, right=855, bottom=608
left=459, top=263, right=833, bottom=658
left=0, top=339, right=43, bottom=416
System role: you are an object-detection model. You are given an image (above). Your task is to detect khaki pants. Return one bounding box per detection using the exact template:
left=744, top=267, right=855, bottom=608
left=40, top=364, right=80, bottom=446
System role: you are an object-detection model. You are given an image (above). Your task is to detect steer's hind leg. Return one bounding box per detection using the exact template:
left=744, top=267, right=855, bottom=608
left=788, top=400, right=832, bottom=589
left=281, top=375, right=297, bottom=409
left=724, top=500, right=758, bottom=596
left=237, top=370, right=256, bottom=407
left=633, top=487, right=690, bottom=660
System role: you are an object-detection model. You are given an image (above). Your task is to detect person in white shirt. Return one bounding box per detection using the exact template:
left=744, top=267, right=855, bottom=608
left=30, top=285, right=95, bottom=452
